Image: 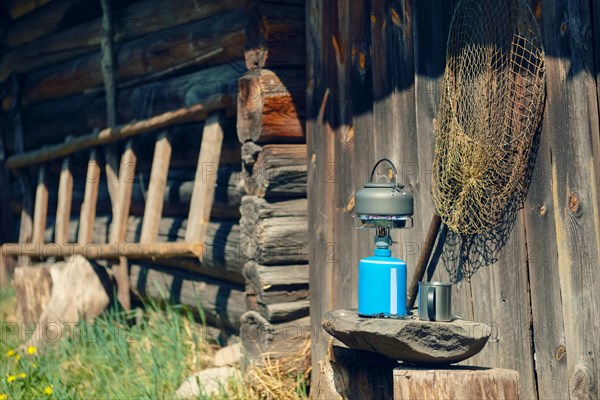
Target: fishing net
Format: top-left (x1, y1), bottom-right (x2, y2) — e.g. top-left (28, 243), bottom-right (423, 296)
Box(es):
top-left (432, 0), bottom-right (545, 235)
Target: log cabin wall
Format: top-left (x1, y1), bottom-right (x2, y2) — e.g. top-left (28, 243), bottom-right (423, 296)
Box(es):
top-left (236, 0), bottom-right (311, 361)
top-left (307, 1), bottom-right (600, 399)
top-left (0, 0), bottom-right (255, 331)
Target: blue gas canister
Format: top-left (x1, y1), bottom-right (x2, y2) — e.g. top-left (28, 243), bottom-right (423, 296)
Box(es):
top-left (354, 159), bottom-right (413, 318)
top-left (358, 248), bottom-right (407, 317)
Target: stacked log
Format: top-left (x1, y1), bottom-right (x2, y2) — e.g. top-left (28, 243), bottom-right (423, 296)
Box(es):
top-left (236, 0), bottom-right (309, 363)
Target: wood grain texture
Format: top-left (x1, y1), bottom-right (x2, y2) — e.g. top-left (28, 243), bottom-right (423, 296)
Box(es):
top-left (240, 196), bottom-right (308, 265)
top-left (393, 366), bottom-right (519, 400)
top-left (54, 157), bottom-right (73, 244)
top-left (20, 8), bottom-right (246, 106)
top-left (536, 1), bottom-right (600, 398)
top-left (31, 165), bottom-right (48, 246)
top-left (315, 340), bottom-right (398, 400)
top-left (1, 241), bottom-right (203, 260)
top-left (185, 113), bottom-right (225, 243)
top-left (244, 1), bottom-right (305, 69)
top-left (243, 261), bottom-right (309, 304)
top-left (39, 215), bottom-right (248, 284)
top-left (130, 263), bottom-right (246, 329)
top-left (3, 0), bottom-right (100, 49)
top-left (243, 144), bottom-right (307, 198)
top-left (0, 0), bottom-right (242, 81)
top-left (11, 168), bottom-right (244, 221)
top-left (108, 140), bottom-right (137, 311)
top-left (19, 64), bottom-right (239, 148)
top-left (237, 69), bottom-right (306, 143)
top-left (140, 132), bottom-right (172, 244)
top-left (307, 0), bottom-right (376, 377)
top-left (77, 149), bottom-right (100, 244)
top-left (239, 311), bottom-right (311, 364)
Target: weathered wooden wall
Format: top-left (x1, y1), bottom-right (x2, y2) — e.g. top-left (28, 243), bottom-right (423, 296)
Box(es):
top-left (0, 0), bottom-right (248, 333)
top-left (307, 0), bottom-right (600, 399)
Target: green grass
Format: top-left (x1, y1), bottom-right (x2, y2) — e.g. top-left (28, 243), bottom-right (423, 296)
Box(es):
top-left (0, 284), bottom-right (227, 399)
top-left (0, 283), bottom-right (309, 400)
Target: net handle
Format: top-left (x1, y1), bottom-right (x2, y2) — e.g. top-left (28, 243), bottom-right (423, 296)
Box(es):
top-left (369, 158), bottom-right (399, 187)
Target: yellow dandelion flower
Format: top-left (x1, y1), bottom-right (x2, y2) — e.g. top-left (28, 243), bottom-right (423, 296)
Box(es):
top-left (7, 376), bottom-right (16, 384)
top-left (17, 373), bottom-right (26, 379)
top-left (14, 355), bottom-right (21, 361)
top-left (0, 393), bottom-right (8, 400)
top-left (5, 350), bottom-right (14, 357)
top-left (44, 386), bottom-right (53, 395)
top-left (27, 346), bottom-right (37, 355)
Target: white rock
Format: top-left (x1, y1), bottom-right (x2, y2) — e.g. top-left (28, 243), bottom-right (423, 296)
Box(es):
top-left (175, 366), bottom-right (241, 399)
top-left (213, 343), bottom-right (242, 367)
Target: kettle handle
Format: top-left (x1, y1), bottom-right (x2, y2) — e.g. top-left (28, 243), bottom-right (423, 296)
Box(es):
top-left (369, 158), bottom-right (400, 188)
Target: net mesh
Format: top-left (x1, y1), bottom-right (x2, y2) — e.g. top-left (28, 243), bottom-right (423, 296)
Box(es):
top-left (433, 0), bottom-right (545, 235)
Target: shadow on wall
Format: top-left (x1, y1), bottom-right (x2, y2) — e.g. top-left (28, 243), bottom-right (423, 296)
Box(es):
top-left (440, 126), bottom-right (542, 283)
top-left (307, 0), bottom-right (596, 281)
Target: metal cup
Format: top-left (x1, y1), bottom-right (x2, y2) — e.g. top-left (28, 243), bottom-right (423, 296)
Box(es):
top-left (418, 281), bottom-right (452, 322)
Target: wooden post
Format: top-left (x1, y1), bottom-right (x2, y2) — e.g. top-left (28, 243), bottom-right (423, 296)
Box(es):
top-left (55, 156), bottom-right (73, 244)
top-left (140, 132), bottom-right (171, 243)
top-left (185, 113), bottom-right (225, 244)
top-left (100, 0), bottom-right (119, 208)
top-left (393, 366), bottom-right (519, 400)
top-left (32, 165), bottom-right (48, 247)
top-left (78, 149), bottom-right (100, 244)
top-left (108, 140), bottom-right (136, 310)
top-left (312, 339), bottom-right (397, 400)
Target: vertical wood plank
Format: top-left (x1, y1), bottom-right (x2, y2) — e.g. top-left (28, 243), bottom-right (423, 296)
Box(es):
top-left (307, 0), bottom-right (331, 374)
top-left (523, 83), bottom-right (569, 399)
top-left (54, 157), bottom-right (73, 244)
top-left (308, 0), bottom-right (376, 376)
top-left (371, 0), bottom-right (421, 276)
top-left (185, 113), bottom-right (224, 244)
top-left (109, 140), bottom-right (137, 311)
top-left (464, 213), bottom-right (538, 399)
top-left (78, 149), bottom-right (100, 244)
top-left (31, 165), bottom-right (48, 247)
top-left (538, 0), bottom-right (600, 397)
top-left (337, 0), bottom-right (371, 311)
top-left (140, 132), bottom-right (172, 243)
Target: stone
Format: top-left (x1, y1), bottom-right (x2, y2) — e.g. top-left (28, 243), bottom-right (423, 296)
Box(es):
top-left (213, 342), bottom-right (242, 367)
top-left (175, 366), bottom-right (241, 399)
top-left (23, 256), bottom-right (112, 348)
top-left (322, 309), bottom-right (491, 365)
